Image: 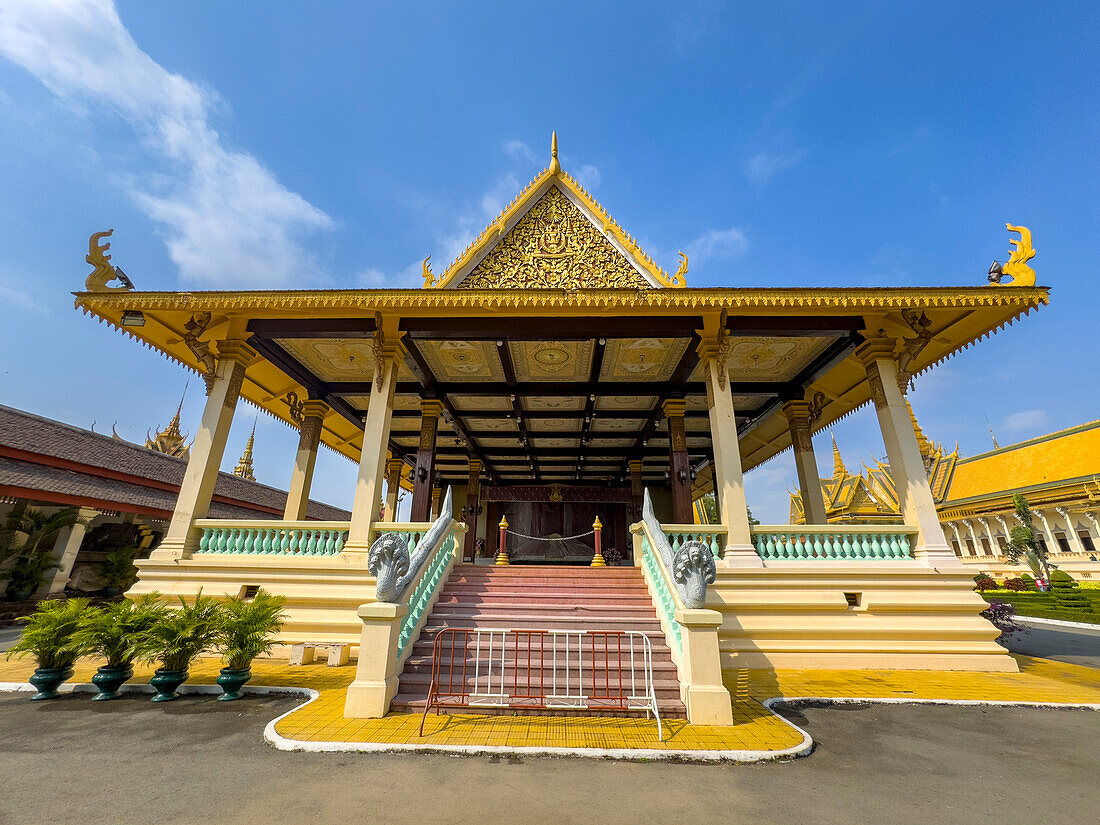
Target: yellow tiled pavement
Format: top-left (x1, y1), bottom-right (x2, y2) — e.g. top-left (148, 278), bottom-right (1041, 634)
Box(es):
top-left (3, 654), bottom-right (1098, 754)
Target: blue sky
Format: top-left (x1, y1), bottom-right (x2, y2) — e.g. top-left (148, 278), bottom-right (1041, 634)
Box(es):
top-left (0, 1), bottom-right (1096, 523)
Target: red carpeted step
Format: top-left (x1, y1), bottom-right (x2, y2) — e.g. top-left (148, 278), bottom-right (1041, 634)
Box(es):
top-left (394, 564), bottom-right (687, 720)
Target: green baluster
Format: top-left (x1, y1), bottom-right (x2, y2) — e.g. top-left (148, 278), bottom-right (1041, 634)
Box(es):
top-left (808, 533), bottom-right (821, 559)
top-left (306, 530), bottom-right (319, 554)
top-left (840, 533), bottom-right (853, 558)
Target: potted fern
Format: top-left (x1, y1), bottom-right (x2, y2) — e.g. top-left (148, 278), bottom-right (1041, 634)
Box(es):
top-left (73, 595), bottom-right (166, 700)
top-left (98, 547), bottom-right (140, 597)
top-left (214, 589), bottom-right (287, 701)
top-left (134, 593), bottom-right (223, 702)
top-left (5, 598), bottom-right (90, 699)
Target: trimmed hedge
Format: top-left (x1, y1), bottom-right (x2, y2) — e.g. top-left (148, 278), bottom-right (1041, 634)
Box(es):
top-left (981, 589), bottom-right (1100, 624)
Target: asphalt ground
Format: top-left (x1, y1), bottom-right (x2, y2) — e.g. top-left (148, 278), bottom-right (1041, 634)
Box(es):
top-left (1, 692), bottom-right (1097, 825)
top-left (1001, 619), bottom-right (1100, 668)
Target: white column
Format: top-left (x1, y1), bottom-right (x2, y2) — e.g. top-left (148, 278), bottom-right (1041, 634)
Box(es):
top-left (283, 400), bottom-right (329, 520)
top-left (153, 339), bottom-right (256, 560)
top-left (979, 517), bottom-right (999, 556)
top-left (698, 334), bottom-right (759, 566)
top-left (855, 338), bottom-right (958, 567)
top-left (38, 508), bottom-right (97, 596)
top-left (383, 457), bottom-right (404, 522)
top-left (1034, 509), bottom-right (1059, 554)
top-left (344, 331), bottom-right (404, 560)
top-left (782, 400), bottom-right (827, 524)
top-left (1085, 512), bottom-right (1100, 552)
top-left (1055, 507), bottom-right (1087, 555)
top-left (965, 520), bottom-right (981, 557)
top-left (947, 522), bottom-right (964, 557)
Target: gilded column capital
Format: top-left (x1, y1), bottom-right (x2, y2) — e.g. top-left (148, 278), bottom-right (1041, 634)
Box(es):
top-left (853, 336), bottom-right (897, 369)
top-left (299, 399), bottom-right (330, 421)
top-left (419, 399), bottom-right (445, 418)
top-left (214, 338), bottom-right (259, 367)
top-left (661, 398), bottom-right (687, 419)
top-left (467, 458), bottom-right (483, 474)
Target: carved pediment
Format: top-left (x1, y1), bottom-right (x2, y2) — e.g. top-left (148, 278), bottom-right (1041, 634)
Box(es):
top-left (456, 186), bottom-right (652, 290)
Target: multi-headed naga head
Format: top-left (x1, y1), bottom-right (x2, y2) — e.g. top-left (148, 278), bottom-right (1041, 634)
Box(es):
top-left (368, 532), bottom-right (411, 603)
top-left (672, 540), bottom-right (717, 609)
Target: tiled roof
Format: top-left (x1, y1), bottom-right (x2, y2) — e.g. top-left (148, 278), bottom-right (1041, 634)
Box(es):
top-left (0, 405), bottom-right (349, 521)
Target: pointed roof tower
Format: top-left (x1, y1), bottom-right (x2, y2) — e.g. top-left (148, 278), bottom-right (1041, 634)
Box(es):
top-left (233, 420), bottom-right (257, 482)
top-left (430, 132), bottom-right (683, 290)
top-left (831, 430), bottom-right (848, 479)
top-left (145, 383), bottom-right (191, 460)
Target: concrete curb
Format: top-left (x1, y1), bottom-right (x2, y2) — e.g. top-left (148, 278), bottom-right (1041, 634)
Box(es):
top-left (1015, 616), bottom-right (1100, 631)
top-left (4, 680), bottom-right (1097, 763)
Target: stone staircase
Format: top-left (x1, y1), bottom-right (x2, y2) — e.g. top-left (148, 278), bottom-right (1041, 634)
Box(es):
top-left (391, 564), bottom-right (686, 718)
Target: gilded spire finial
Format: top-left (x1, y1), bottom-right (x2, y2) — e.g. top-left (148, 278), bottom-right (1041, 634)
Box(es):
top-left (549, 131), bottom-right (561, 175)
top-left (986, 416), bottom-right (1000, 450)
top-left (831, 430), bottom-right (847, 479)
top-left (233, 420), bottom-right (257, 482)
top-left (145, 384), bottom-right (191, 460)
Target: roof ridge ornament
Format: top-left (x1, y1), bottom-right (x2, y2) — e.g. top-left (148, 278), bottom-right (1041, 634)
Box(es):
top-left (672, 251), bottom-right (688, 287)
top-left (549, 131), bottom-right (561, 175)
top-left (85, 230), bottom-right (134, 292)
top-left (988, 224), bottom-right (1036, 287)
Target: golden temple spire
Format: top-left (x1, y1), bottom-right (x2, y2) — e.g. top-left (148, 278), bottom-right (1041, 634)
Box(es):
top-left (145, 383), bottom-right (191, 460)
top-left (233, 420), bottom-right (257, 482)
top-left (831, 430), bottom-right (847, 479)
top-left (987, 416), bottom-right (1000, 450)
top-left (548, 131), bottom-right (561, 175)
top-left (906, 399), bottom-right (934, 461)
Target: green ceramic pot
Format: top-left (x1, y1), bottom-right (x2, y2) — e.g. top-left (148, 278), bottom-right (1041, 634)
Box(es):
top-left (91, 664), bottom-right (134, 701)
top-left (216, 667), bottom-right (252, 701)
top-left (28, 666), bottom-right (74, 700)
top-left (149, 668), bottom-right (189, 702)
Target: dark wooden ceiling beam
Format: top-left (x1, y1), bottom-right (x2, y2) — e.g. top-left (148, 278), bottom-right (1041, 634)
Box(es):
top-left (495, 338), bottom-right (539, 482)
top-left (247, 318), bottom-right (377, 339)
top-left (400, 316), bottom-right (704, 340)
top-left (402, 334), bottom-right (498, 485)
top-left (724, 315), bottom-right (865, 336)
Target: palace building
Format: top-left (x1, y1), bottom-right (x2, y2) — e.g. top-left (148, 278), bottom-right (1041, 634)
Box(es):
top-left (792, 417), bottom-right (1100, 579)
top-left (73, 136), bottom-right (1049, 724)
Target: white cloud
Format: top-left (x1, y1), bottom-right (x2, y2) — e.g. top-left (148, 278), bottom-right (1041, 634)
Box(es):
top-left (746, 149), bottom-right (807, 183)
top-left (685, 228), bottom-right (750, 263)
top-left (1003, 409), bottom-right (1049, 432)
top-left (503, 140), bottom-right (536, 165)
top-left (0, 281), bottom-right (45, 312)
top-left (356, 260), bottom-right (422, 289)
top-left (575, 164), bottom-right (601, 189)
top-left (0, 0), bottom-right (333, 287)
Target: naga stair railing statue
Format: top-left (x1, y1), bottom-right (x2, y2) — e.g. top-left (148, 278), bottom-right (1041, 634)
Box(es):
top-left (630, 488), bottom-right (733, 726)
top-left (367, 487), bottom-right (466, 664)
top-left (632, 489), bottom-right (717, 660)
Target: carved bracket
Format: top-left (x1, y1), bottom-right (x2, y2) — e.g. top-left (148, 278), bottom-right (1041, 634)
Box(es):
top-left (285, 391), bottom-right (305, 426)
top-left (182, 312), bottom-right (218, 394)
top-left (896, 309), bottom-right (933, 392)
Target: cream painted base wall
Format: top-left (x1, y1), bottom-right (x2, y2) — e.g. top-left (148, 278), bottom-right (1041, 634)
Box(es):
top-left (710, 563), bottom-right (1018, 673)
top-left (128, 556), bottom-right (377, 651)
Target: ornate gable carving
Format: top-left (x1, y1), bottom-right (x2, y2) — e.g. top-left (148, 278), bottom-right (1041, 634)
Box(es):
top-left (457, 186), bottom-right (652, 290)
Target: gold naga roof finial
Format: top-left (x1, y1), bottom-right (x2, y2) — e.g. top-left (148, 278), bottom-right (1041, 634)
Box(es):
top-left (85, 229), bottom-right (134, 292)
top-left (988, 224), bottom-right (1036, 287)
top-left (672, 251), bottom-right (689, 287)
top-left (548, 131), bottom-right (561, 175)
top-left (421, 255), bottom-right (436, 288)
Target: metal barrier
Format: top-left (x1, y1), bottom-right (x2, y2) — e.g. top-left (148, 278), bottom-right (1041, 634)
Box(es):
top-left (420, 628), bottom-right (662, 739)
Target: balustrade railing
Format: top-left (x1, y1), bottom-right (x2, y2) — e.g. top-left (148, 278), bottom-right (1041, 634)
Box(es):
top-left (751, 525), bottom-right (915, 560)
top-left (638, 529), bottom-right (682, 658)
top-left (662, 525), bottom-right (727, 560)
top-left (396, 527), bottom-right (460, 662)
top-left (194, 520), bottom-right (349, 556)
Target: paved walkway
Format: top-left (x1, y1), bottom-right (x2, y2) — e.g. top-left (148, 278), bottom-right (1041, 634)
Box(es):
top-left (1, 693), bottom-right (1097, 825)
top-left (2, 653), bottom-right (1098, 759)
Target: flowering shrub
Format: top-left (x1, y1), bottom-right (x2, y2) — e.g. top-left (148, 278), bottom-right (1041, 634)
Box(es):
top-left (980, 599), bottom-right (1025, 640)
top-left (973, 575), bottom-right (998, 592)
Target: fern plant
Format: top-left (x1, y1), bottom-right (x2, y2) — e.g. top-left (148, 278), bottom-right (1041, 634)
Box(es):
top-left (6, 598), bottom-right (91, 670)
top-left (73, 595), bottom-right (167, 668)
top-left (99, 547), bottom-right (140, 591)
top-left (215, 589), bottom-right (287, 670)
top-left (133, 593), bottom-right (224, 672)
